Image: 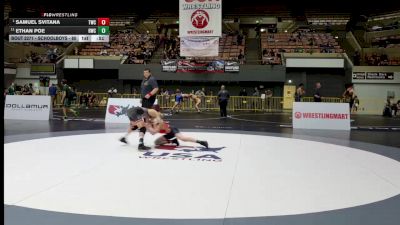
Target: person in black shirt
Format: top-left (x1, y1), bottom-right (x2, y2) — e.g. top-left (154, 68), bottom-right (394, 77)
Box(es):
top-left (138, 68), bottom-right (159, 150)
top-left (295, 83), bottom-right (305, 102)
top-left (141, 68), bottom-right (159, 109)
top-left (217, 85), bottom-right (230, 118)
top-left (313, 82), bottom-right (322, 102)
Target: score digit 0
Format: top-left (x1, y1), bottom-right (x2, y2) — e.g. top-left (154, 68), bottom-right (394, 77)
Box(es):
top-left (98, 26), bottom-right (110, 35)
top-left (97, 18), bottom-right (110, 26)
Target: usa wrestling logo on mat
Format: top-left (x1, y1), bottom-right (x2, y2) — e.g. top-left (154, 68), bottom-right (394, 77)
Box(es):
top-left (139, 145), bottom-right (226, 162)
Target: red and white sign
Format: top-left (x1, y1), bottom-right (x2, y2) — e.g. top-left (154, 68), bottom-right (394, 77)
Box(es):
top-left (293, 102), bottom-right (350, 130)
top-left (179, 0), bottom-right (222, 37)
top-left (180, 36), bottom-right (219, 56)
top-left (105, 98), bottom-right (158, 123)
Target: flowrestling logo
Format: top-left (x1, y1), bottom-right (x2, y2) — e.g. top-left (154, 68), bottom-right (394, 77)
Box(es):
top-left (108, 105), bottom-right (130, 117)
top-left (5, 103), bottom-right (49, 111)
top-left (139, 145), bottom-right (226, 162)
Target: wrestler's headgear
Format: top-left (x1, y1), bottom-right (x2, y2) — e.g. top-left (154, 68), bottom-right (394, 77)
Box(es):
top-left (127, 107), bottom-right (145, 122)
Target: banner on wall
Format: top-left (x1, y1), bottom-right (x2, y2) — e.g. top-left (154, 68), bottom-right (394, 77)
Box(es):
top-left (180, 36), bottom-right (219, 57)
top-left (161, 60), bottom-right (178, 72)
top-left (224, 61), bottom-right (240, 72)
top-left (353, 72), bottom-right (394, 80)
top-left (176, 59), bottom-right (225, 73)
top-left (366, 72), bottom-right (394, 80)
top-left (4, 95), bottom-right (52, 120)
top-left (179, 0), bottom-right (222, 37)
top-left (292, 102), bottom-right (350, 130)
top-left (352, 72), bottom-right (366, 80)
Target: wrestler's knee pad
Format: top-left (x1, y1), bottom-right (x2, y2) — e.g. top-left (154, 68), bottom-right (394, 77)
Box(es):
top-left (155, 137), bottom-right (167, 146)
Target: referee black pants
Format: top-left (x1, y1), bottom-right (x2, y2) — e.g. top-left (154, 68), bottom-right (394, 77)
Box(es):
top-left (219, 100), bottom-right (228, 117)
top-left (142, 96), bottom-right (156, 109)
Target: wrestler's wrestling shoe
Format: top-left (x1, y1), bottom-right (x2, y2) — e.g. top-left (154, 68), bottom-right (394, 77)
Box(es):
top-left (197, 140), bottom-right (209, 148)
top-left (119, 137), bottom-right (128, 144)
top-left (138, 144), bottom-right (151, 151)
top-left (171, 138), bottom-right (180, 146)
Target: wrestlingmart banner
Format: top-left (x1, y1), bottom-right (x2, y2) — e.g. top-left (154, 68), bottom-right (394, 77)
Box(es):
top-left (180, 37), bottom-right (219, 57)
top-left (179, 0), bottom-right (222, 37)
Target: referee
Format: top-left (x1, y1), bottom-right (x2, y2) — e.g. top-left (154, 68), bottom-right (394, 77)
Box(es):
top-left (141, 68), bottom-right (159, 109)
top-left (134, 68), bottom-right (158, 150)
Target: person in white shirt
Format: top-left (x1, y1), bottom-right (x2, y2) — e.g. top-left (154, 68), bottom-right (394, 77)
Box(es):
top-left (108, 87), bottom-right (117, 97)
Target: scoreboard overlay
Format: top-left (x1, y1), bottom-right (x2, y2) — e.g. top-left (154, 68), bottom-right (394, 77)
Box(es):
top-left (8, 18), bottom-right (110, 43)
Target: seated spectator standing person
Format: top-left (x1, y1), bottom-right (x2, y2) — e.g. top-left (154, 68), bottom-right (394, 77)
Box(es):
top-left (108, 87), bottom-right (118, 98)
top-left (8, 83), bottom-right (16, 95)
top-left (383, 97), bottom-right (394, 117)
top-left (70, 87), bottom-right (78, 105)
top-left (352, 96), bottom-right (360, 113)
top-left (265, 89), bottom-right (273, 109)
top-left (342, 84), bottom-right (356, 111)
top-left (22, 85), bottom-right (32, 95)
top-left (49, 83), bottom-right (58, 108)
top-left (313, 82), bottom-right (322, 102)
top-left (80, 91), bottom-right (89, 109)
top-left (60, 79), bottom-right (79, 120)
top-left (28, 83), bottom-right (34, 94)
top-left (395, 100), bottom-right (400, 117)
top-left (295, 83), bottom-right (305, 102)
top-left (238, 50), bottom-right (245, 64)
top-left (262, 48), bottom-right (268, 56)
top-left (88, 91), bottom-right (97, 108)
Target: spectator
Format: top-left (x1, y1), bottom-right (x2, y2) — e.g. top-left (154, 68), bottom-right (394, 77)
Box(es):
top-left (353, 51), bottom-right (360, 66)
top-left (60, 79), bottom-right (79, 120)
top-left (22, 85), bottom-right (32, 95)
top-left (74, 47), bottom-right (79, 55)
top-left (238, 50), bottom-right (245, 64)
top-left (195, 88), bottom-right (206, 98)
top-left (343, 84), bottom-right (356, 111)
top-left (28, 83), bottom-right (34, 94)
top-left (265, 89), bottom-right (273, 109)
top-left (262, 48), bottom-right (268, 56)
top-left (79, 91), bottom-right (89, 109)
top-left (352, 95), bottom-right (360, 113)
top-left (295, 83), bottom-right (305, 102)
top-left (196, 87), bottom-right (207, 108)
top-left (395, 100), bottom-right (400, 117)
top-left (252, 87), bottom-right (260, 97)
top-left (383, 97), bottom-right (394, 117)
top-left (108, 86), bottom-right (118, 98)
top-left (8, 83), bottom-right (16, 95)
top-left (88, 91), bottom-right (97, 108)
top-left (49, 83), bottom-right (58, 108)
